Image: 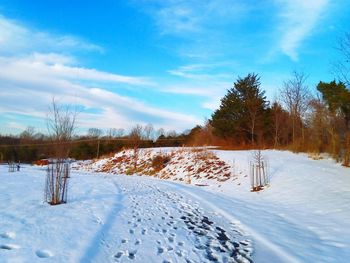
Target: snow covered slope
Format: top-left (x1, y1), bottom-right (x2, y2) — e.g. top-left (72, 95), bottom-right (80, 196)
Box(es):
top-left (74, 148), bottom-right (233, 184)
top-left (1, 149), bottom-right (350, 262)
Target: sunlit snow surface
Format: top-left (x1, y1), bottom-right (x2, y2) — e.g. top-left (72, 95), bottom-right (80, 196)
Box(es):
top-left (1, 149), bottom-right (350, 262)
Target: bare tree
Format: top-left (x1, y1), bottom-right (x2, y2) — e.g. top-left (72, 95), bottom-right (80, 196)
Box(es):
top-left (47, 98), bottom-right (77, 158)
top-left (129, 124), bottom-right (143, 170)
top-left (308, 97), bottom-right (329, 154)
top-left (87, 128), bottom-right (103, 138)
top-left (280, 71), bottom-right (310, 148)
top-left (106, 128), bottom-right (123, 139)
top-left (116, 128), bottom-right (125, 138)
top-left (167, 130), bottom-right (177, 137)
top-left (271, 100), bottom-right (291, 148)
top-left (156, 128), bottom-right (165, 139)
top-left (106, 128), bottom-right (125, 138)
top-left (20, 126), bottom-right (36, 140)
top-left (334, 33), bottom-right (350, 87)
top-left (143, 123), bottom-right (154, 140)
top-left (45, 98), bottom-right (77, 205)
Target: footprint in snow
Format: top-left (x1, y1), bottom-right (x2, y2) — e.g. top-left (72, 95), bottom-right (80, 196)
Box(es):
top-left (114, 251), bottom-right (124, 259)
top-left (0, 244), bottom-right (20, 250)
top-left (157, 246), bottom-right (165, 255)
top-left (35, 249), bottom-right (54, 258)
top-left (175, 250), bottom-right (183, 257)
top-left (0, 232), bottom-right (16, 239)
top-left (127, 249), bottom-right (137, 259)
top-left (168, 236), bottom-right (174, 243)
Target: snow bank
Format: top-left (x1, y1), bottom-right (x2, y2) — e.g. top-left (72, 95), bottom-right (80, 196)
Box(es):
top-left (74, 147), bottom-right (234, 185)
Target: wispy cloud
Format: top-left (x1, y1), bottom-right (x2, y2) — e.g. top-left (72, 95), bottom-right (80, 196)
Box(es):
top-left (135, 0), bottom-right (250, 59)
top-left (0, 15), bottom-right (103, 55)
top-left (167, 63), bottom-right (233, 80)
top-left (0, 53), bottom-right (200, 132)
top-left (163, 62), bottom-right (234, 98)
top-left (0, 14), bottom-right (201, 133)
top-left (8, 53), bottom-right (152, 85)
top-left (146, 0), bottom-right (248, 36)
top-left (276, 0), bottom-right (329, 60)
top-left (202, 98), bottom-right (222, 111)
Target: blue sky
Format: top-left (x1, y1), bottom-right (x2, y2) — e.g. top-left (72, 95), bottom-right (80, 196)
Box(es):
top-left (0, 0), bottom-right (349, 135)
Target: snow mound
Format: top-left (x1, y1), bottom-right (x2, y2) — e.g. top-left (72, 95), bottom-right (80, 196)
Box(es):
top-left (74, 148), bottom-right (234, 184)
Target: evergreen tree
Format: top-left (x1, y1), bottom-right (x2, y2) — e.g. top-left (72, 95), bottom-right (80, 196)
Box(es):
top-left (317, 80), bottom-right (350, 128)
top-left (211, 73), bottom-right (268, 145)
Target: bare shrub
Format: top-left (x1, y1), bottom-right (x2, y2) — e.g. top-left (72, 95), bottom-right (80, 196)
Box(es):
top-left (250, 150), bottom-right (269, 192)
top-left (45, 98), bottom-right (77, 205)
top-left (45, 161), bottom-right (70, 205)
top-left (129, 125), bottom-right (143, 169)
top-left (151, 154), bottom-right (171, 171)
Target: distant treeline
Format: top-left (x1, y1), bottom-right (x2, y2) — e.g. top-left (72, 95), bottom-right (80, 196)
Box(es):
top-left (1, 73), bottom-right (349, 166)
top-left (0, 132), bottom-right (191, 163)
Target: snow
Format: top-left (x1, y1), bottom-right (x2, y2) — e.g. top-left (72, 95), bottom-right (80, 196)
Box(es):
top-left (1, 149), bottom-right (350, 262)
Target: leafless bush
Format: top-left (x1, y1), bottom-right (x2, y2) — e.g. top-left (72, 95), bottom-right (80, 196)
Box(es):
top-left (45, 161), bottom-right (70, 205)
top-left (192, 148), bottom-right (216, 161)
top-left (151, 154), bottom-right (171, 171)
top-left (250, 150), bottom-right (269, 192)
top-left (45, 98), bottom-right (77, 205)
top-left (129, 125), bottom-right (143, 169)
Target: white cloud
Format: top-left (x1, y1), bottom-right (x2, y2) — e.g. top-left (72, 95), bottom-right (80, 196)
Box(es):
top-left (163, 63), bottom-right (233, 98)
top-left (0, 14), bottom-right (203, 133)
top-left (0, 53), bottom-right (200, 132)
top-left (276, 0), bottom-right (328, 60)
top-left (167, 63), bottom-right (232, 81)
top-left (145, 0), bottom-right (247, 36)
top-left (135, 0), bottom-right (250, 59)
top-left (202, 98), bottom-right (221, 111)
top-left (0, 15), bottom-right (103, 55)
top-left (0, 54), bottom-right (152, 92)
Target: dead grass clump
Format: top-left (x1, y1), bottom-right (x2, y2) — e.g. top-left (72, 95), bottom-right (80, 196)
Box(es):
top-left (151, 154), bottom-right (171, 171)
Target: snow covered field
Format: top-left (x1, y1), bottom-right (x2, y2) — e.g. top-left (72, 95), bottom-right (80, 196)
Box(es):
top-left (1, 149), bottom-right (350, 262)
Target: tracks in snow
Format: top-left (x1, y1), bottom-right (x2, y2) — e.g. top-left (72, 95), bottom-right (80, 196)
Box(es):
top-left (106, 177), bottom-right (253, 263)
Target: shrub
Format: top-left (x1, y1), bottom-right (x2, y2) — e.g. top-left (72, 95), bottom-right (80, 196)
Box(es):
top-left (151, 154), bottom-right (171, 171)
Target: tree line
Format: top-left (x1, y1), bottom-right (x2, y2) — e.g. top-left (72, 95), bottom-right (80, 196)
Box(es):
top-left (1, 72), bottom-right (349, 166)
top-left (0, 124), bottom-right (192, 162)
top-left (192, 71), bottom-right (350, 166)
